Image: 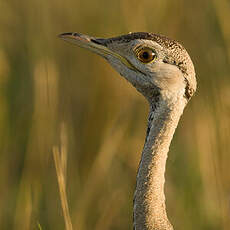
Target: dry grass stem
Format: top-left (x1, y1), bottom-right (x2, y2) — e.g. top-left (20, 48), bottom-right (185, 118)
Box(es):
top-left (53, 145), bottom-right (73, 230)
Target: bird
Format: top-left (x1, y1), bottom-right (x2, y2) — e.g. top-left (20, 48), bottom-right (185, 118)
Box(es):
top-left (59, 32), bottom-right (196, 230)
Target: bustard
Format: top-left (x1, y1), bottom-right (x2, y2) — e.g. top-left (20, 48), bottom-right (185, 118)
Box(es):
top-left (59, 32), bottom-right (196, 230)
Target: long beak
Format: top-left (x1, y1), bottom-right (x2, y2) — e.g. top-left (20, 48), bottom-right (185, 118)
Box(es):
top-left (58, 32), bottom-right (136, 71)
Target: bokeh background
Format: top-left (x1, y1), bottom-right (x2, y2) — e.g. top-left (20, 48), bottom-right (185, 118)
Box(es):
top-left (0, 0), bottom-right (230, 229)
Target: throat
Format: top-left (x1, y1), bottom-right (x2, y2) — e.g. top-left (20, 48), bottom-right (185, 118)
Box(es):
top-left (145, 90), bottom-right (161, 143)
top-left (133, 96), bottom-right (186, 230)
top-left (145, 102), bottom-right (160, 143)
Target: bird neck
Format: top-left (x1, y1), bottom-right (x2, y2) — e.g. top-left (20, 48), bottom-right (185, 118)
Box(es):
top-left (133, 94), bottom-right (187, 230)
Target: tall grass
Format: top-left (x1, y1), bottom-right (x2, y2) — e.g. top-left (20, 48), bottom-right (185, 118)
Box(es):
top-left (0, 0), bottom-right (229, 229)
top-left (53, 150), bottom-right (72, 229)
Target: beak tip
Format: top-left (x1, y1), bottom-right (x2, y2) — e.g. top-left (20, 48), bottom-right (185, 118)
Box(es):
top-left (58, 32), bottom-right (73, 39)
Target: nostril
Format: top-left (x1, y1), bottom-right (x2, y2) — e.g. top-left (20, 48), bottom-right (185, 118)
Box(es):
top-left (91, 38), bottom-right (107, 46)
top-left (91, 39), bottom-right (102, 44)
top-left (73, 32), bottom-right (80, 37)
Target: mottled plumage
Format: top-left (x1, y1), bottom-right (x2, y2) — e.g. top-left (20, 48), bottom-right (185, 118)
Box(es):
top-left (59, 32), bottom-right (196, 230)
top-left (94, 32), bottom-right (196, 100)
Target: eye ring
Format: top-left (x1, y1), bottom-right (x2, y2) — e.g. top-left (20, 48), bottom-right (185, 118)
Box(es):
top-left (135, 47), bottom-right (157, 64)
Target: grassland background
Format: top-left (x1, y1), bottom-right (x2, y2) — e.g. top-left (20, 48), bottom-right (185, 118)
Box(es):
top-left (0, 0), bottom-right (230, 229)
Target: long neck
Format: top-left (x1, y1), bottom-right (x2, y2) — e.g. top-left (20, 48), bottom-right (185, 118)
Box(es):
top-left (133, 95), bottom-right (187, 230)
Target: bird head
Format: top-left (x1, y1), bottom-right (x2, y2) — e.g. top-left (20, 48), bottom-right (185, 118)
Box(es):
top-left (59, 32), bottom-right (196, 104)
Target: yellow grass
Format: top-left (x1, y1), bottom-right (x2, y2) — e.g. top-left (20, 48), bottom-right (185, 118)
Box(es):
top-left (53, 123), bottom-right (73, 230)
top-left (0, 0), bottom-right (229, 229)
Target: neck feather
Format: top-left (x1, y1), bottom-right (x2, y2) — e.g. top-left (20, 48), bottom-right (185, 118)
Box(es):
top-left (133, 94), bottom-right (187, 230)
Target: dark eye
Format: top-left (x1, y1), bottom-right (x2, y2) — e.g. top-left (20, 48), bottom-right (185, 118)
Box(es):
top-left (135, 47), bottom-right (157, 63)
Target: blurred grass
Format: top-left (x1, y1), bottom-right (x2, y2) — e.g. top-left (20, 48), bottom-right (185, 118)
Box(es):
top-left (0, 0), bottom-right (230, 229)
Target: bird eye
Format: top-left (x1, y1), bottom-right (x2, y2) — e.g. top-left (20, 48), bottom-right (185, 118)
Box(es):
top-left (135, 47), bottom-right (157, 63)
